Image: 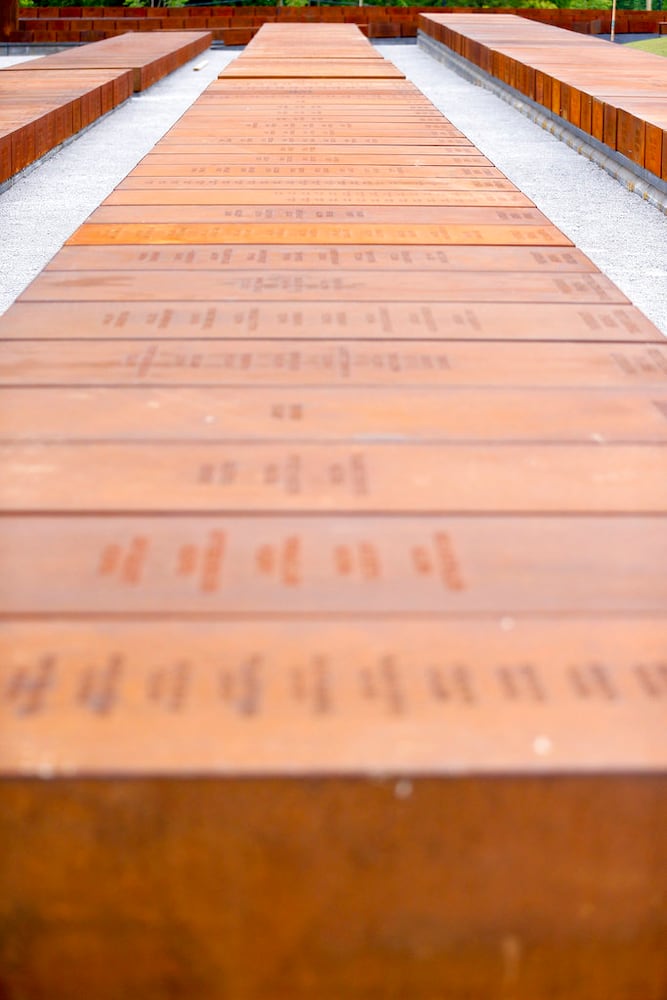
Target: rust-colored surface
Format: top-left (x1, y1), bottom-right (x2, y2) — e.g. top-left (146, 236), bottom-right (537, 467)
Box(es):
top-left (2, 339), bottom-right (666, 386)
top-left (0, 32), bottom-right (212, 184)
top-left (133, 153), bottom-right (496, 168)
top-left (21, 269), bottom-right (623, 303)
top-left (0, 69), bottom-right (133, 184)
top-left (220, 59), bottom-right (405, 79)
top-left (69, 222), bottom-right (572, 246)
top-left (2, 442), bottom-right (667, 513)
top-left (419, 13), bottom-right (667, 183)
top-left (102, 189), bottom-right (534, 207)
top-left (44, 244), bottom-right (594, 272)
top-left (0, 616), bottom-right (666, 769)
top-left (2, 386), bottom-right (667, 442)
top-left (0, 774), bottom-right (665, 999)
top-left (0, 301), bottom-right (660, 341)
top-left (87, 206), bottom-right (555, 227)
top-left (10, 31), bottom-right (212, 92)
top-left (1, 22), bottom-right (666, 1000)
top-left (1, 514), bottom-right (666, 614)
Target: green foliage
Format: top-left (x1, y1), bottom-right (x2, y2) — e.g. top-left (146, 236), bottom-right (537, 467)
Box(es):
top-left (567, 0), bottom-right (612, 8)
top-left (123, 0), bottom-right (188, 7)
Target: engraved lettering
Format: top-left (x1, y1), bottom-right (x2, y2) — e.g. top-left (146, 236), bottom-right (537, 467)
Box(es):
top-left (5, 655), bottom-right (55, 716)
top-left (78, 654), bottom-right (123, 715)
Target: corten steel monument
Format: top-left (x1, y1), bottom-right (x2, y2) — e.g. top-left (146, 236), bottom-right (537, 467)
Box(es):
top-left (0, 24), bottom-right (665, 1000)
top-left (0, 0), bottom-right (17, 40)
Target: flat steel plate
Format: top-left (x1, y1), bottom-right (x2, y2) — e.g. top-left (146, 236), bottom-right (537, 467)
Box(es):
top-left (87, 206), bottom-right (550, 225)
top-left (219, 61), bottom-right (405, 79)
top-left (1, 301), bottom-right (658, 341)
top-left (68, 223), bottom-right (571, 246)
top-left (3, 339), bottom-right (666, 387)
top-left (1, 515), bottom-right (665, 615)
top-left (2, 442), bottom-right (665, 513)
top-left (102, 190), bottom-right (534, 208)
top-left (44, 245), bottom-right (595, 273)
top-left (1, 387), bottom-right (666, 443)
top-left (1, 617), bottom-right (666, 775)
top-left (21, 270), bottom-right (623, 304)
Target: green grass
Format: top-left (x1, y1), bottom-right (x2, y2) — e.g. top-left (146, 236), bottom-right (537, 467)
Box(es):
top-left (626, 36), bottom-right (667, 56)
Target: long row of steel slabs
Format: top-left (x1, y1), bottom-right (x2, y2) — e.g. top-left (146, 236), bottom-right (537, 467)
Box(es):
top-left (1, 23), bottom-right (666, 1000)
top-left (0, 31), bottom-right (212, 185)
top-left (419, 13), bottom-right (667, 184)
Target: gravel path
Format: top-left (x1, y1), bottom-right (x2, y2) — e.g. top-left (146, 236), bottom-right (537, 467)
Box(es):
top-left (1, 40), bottom-right (665, 335)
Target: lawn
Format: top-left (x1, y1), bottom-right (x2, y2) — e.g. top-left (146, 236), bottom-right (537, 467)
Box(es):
top-left (626, 36), bottom-right (667, 56)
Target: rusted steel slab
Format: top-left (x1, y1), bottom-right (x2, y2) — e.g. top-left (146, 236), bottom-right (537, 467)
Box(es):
top-left (1, 301), bottom-right (657, 342)
top-left (1, 617), bottom-right (667, 773)
top-left (85, 207), bottom-right (551, 225)
top-left (2, 387), bottom-right (666, 443)
top-left (9, 30), bottom-right (213, 92)
top-left (0, 771), bottom-right (664, 1000)
top-left (102, 189), bottom-right (533, 208)
top-left (2, 20), bottom-right (667, 1000)
top-left (44, 244), bottom-right (594, 272)
top-left (21, 270), bottom-right (625, 305)
top-left (146, 145), bottom-right (479, 156)
top-left (1, 514), bottom-right (666, 615)
top-left (138, 151), bottom-right (492, 166)
top-left (115, 176), bottom-right (518, 189)
top-left (1, 19), bottom-right (666, 1000)
top-left (2, 442), bottom-right (666, 514)
top-left (0, 69), bottom-right (134, 184)
top-left (419, 13), bottom-right (667, 182)
top-left (68, 222), bottom-right (571, 247)
top-left (3, 340), bottom-right (666, 388)
top-left (155, 138), bottom-right (477, 148)
top-left (166, 126), bottom-right (466, 138)
top-left (130, 162), bottom-right (498, 176)
top-left (220, 60), bottom-right (405, 80)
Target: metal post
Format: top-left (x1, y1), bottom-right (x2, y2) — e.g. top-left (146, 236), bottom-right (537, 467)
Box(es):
top-left (610, 0), bottom-right (617, 41)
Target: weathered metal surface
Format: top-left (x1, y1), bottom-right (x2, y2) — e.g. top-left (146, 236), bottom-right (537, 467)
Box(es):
top-left (420, 12), bottom-right (667, 182)
top-left (21, 270), bottom-right (623, 304)
top-left (2, 442), bottom-right (666, 513)
top-left (138, 152), bottom-right (493, 166)
top-left (0, 69), bottom-right (134, 183)
top-left (118, 174), bottom-right (514, 188)
top-left (68, 222), bottom-right (571, 246)
top-left (1, 617), bottom-right (667, 773)
top-left (219, 60), bottom-right (405, 79)
top-left (3, 340), bottom-right (666, 386)
top-left (101, 189), bottom-right (534, 207)
top-left (44, 244), bottom-right (594, 272)
top-left (87, 205), bottom-right (551, 225)
top-left (132, 155), bottom-right (496, 170)
top-left (1, 514), bottom-right (666, 614)
top-left (1, 301), bottom-right (659, 342)
top-left (8, 31), bottom-right (212, 92)
top-left (2, 387), bottom-right (666, 442)
top-left (1, 21), bottom-right (667, 1000)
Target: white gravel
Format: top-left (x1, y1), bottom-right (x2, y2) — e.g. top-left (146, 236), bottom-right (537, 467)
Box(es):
top-left (1, 39), bottom-right (665, 336)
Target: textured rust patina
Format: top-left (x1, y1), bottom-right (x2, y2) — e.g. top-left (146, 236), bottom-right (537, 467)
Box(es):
top-left (0, 23), bottom-right (666, 1000)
